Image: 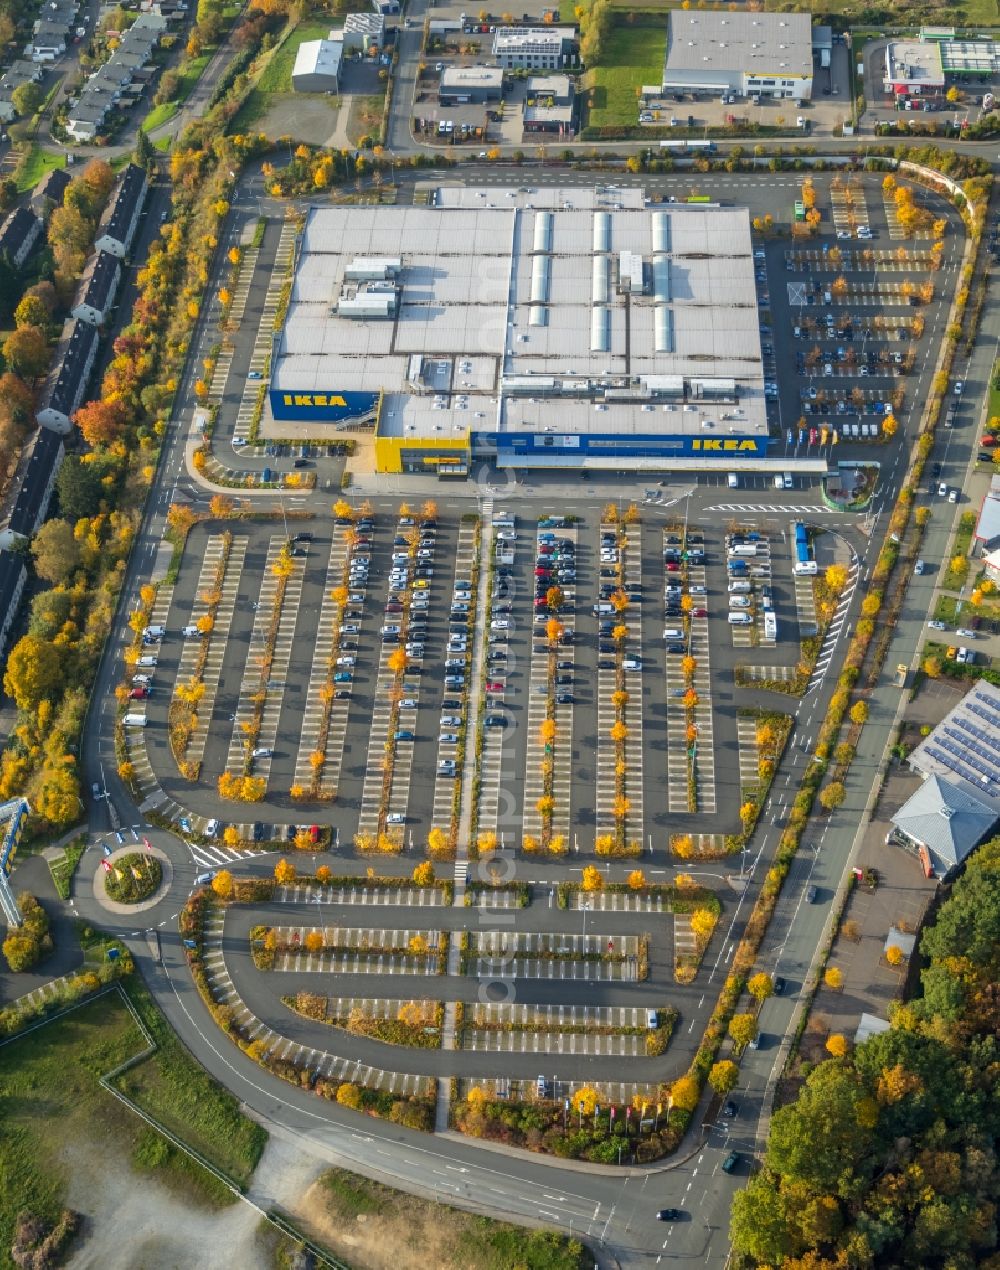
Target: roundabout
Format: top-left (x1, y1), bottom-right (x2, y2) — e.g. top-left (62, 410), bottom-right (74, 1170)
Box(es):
top-left (92, 845), bottom-right (172, 916)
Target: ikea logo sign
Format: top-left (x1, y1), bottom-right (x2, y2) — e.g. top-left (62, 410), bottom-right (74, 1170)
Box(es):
top-left (271, 388), bottom-right (377, 422)
top-left (281, 394), bottom-right (348, 408)
top-left (691, 439), bottom-right (760, 452)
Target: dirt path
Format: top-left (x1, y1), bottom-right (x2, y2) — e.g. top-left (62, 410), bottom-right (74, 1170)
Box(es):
top-left (64, 1131), bottom-right (322, 1269)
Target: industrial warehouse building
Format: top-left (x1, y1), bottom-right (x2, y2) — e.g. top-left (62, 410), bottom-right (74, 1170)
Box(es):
top-left (292, 36), bottom-right (342, 93)
top-left (662, 11), bottom-right (816, 101)
top-left (269, 187), bottom-right (776, 476)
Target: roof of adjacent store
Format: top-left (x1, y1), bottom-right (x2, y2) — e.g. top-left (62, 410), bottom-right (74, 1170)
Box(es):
top-left (664, 11), bottom-right (813, 77)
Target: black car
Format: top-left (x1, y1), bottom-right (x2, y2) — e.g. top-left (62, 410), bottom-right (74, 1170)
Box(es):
top-left (657, 1209), bottom-right (682, 1222)
top-left (721, 1152), bottom-right (740, 1174)
top-left (932, 462), bottom-right (942, 478)
top-left (557, 660), bottom-right (574, 669)
top-left (253, 822), bottom-right (265, 841)
top-left (293, 458), bottom-right (311, 468)
top-left (723, 1100), bottom-right (738, 1118)
top-left (557, 673), bottom-right (572, 684)
top-left (598, 659), bottom-right (615, 670)
top-left (292, 532), bottom-right (313, 543)
top-left (773, 975), bottom-right (786, 995)
top-left (556, 692), bottom-right (573, 704)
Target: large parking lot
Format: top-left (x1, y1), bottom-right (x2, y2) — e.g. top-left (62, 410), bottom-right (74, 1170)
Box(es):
top-left (123, 494), bottom-right (862, 863)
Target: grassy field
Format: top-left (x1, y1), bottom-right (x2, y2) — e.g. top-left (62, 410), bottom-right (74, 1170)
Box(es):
top-left (306, 1169), bottom-right (594, 1270)
top-left (13, 145), bottom-right (65, 193)
top-left (0, 980), bottom-right (266, 1260)
top-left (257, 20), bottom-right (331, 95)
top-left (141, 102), bottom-right (178, 132)
top-left (233, 21), bottom-right (333, 130)
top-left (585, 24), bottom-right (667, 130)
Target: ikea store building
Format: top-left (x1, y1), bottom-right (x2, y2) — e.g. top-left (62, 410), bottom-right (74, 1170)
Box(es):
top-left (269, 186), bottom-right (778, 476)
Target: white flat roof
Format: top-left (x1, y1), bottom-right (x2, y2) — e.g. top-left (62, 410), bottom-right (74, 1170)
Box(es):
top-left (293, 37), bottom-right (342, 80)
top-left (273, 191), bottom-right (767, 439)
top-left (665, 11), bottom-right (812, 78)
top-left (884, 39), bottom-right (944, 86)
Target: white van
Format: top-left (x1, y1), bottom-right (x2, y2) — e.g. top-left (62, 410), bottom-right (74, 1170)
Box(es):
top-left (493, 512), bottom-right (515, 528)
top-left (123, 713), bottom-right (147, 726)
top-left (794, 560), bottom-right (818, 576)
top-left (729, 543), bottom-right (757, 557)
top-left (727, 472), bottom-right (739, 489)
top-left (728, 579), bottom-right (751, 594)
top-left (137, 655), bottom-right (157, 667)
top-left (728, 611), bottom-right (753, 625)
top-left (663, 627), bottom-right (684, 640)
top-left (773, 473), bottom-right (785, 489)
top-left (143, 625), bottom-right (165, 639)
top-left (594, 603), bottom-right (614, 616)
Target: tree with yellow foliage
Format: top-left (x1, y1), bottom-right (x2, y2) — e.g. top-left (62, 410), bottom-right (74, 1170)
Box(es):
top-left (627, 869), bottom-right (646, 890)
top-left (825, 1032), bottom-right (849, 1058)
top-left (274, 858), bottom-right (296, 885)
top-left (427, 826), bottom-right (449, 855)
top-left (408, 933), bottom-right (429, 955)
top-left (581, 865), bottom-right (604, 892)
top-left (824, 966), bottom-right (844, 990)
top-left (304, 930), bottom-right (324, 953)
top-left (412, 861), bottom-right (434, 886)
top-left (211, 870), bottom-right (234, 900)
top-left (691, 908), bottom-right (716, 941)
top-left (571, 1086), bottom-right (599, 1115)
top-left (670, 1075), bottom-right (700, 1112)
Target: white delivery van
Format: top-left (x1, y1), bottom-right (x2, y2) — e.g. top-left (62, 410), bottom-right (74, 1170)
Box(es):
top-left (728, 543), bottom-right (758, 557)
top-left (728, 579), bottom-right (751, 594)
top-left (728, 611), bottom-right (753, 625)
top-left (663, 627), bottom-right (684, 640)
top-left (123, 713), bottom-right (147, 727)
top-left (727, 472), bottom-right (739, 488)
top-left (793, 560), bottom-right (818, 576)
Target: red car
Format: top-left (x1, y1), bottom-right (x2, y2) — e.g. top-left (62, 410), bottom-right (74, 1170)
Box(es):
top-left (666, 562), bottom-right (680, 572)
top-left (535, 567), bottom-right (551, 577)
top-left (130, 686), bottom-right (149, 700)
top-left (486, 680), bottom-right (504, 693)
top-left (693, 607), bottom-right (708, 618)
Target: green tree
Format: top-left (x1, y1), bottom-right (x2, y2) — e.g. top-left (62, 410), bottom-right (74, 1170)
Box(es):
top-left (56, 454), bottom-right (113, 519)
top-left (730, 1175), bottom-right (795, 1265)
top-left (31, 519), bottom-right (81, 584)
top-left (2, 326), bottom-right (48, 379)
top-left (11, 80), bottom-right (43, 117)
top-left (765, 1062), bottom-right (873, 1195)
top-left (13, 294), bottom-right (49, 330)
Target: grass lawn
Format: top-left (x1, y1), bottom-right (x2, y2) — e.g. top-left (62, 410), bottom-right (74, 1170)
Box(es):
top-left (257, 20), bottom-right (331, 95)
top-left (141, 101), bottom-right (178, 133)
top-left (989, 360), bottom-right (1000, 424)
top-left (13, 145), bottom-right (65, 193)
top-left (178, 52), bottom-right (210, 98)
top-left (0, 979), bottom-right (266, 1259)
top-left (47, 835), bottom-right (86, 901)
top-left (347, 93), bottom-right (386, 145)
top-left (311, 1169), bottom-right (594, 1270)
top-left (142, 52), bottom-right (209, 132)
top-left (585, 24), bottom-right (667, 130)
